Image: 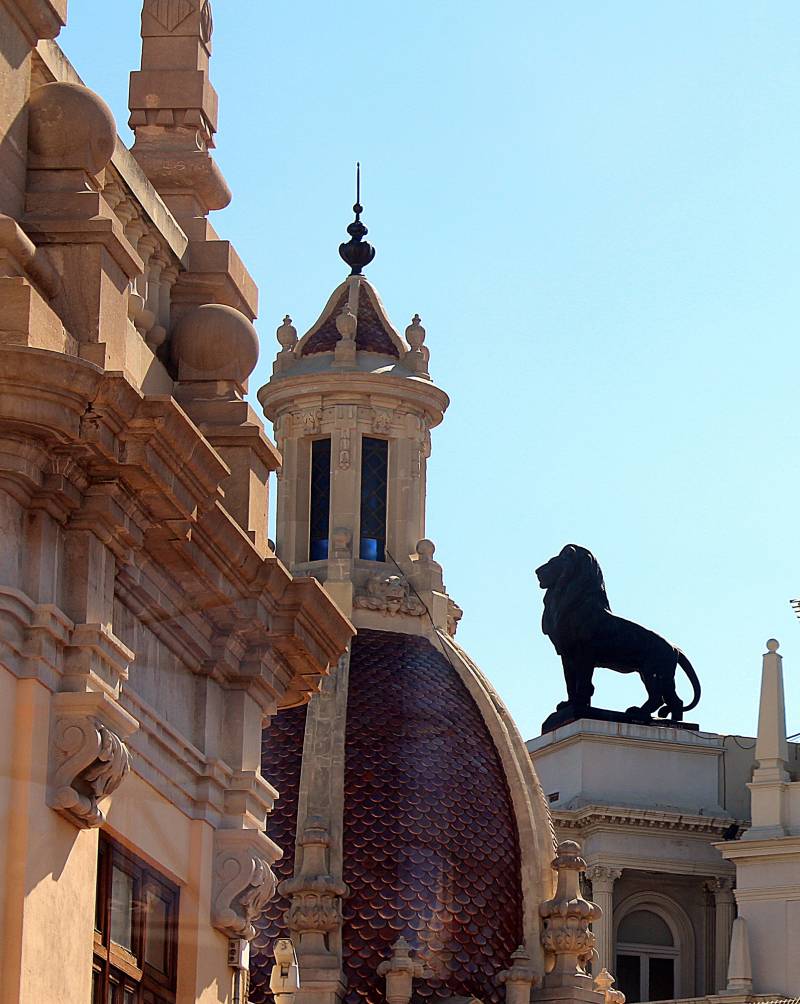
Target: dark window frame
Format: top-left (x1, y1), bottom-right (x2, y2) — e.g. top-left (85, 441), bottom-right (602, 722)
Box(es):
top-left (94, 834), bottom-right (179, 1004)
top-left (359, 436), bottom-right (389, 562)
top-left (309, 437), bottom-right (332, 561)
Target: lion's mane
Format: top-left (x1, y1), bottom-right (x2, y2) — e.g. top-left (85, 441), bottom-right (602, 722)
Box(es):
top-left (541, 545), bottom-right (611, 655)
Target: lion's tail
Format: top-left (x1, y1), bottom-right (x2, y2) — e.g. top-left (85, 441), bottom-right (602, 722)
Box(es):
top-left (677, 650), bottom-right (701, 712)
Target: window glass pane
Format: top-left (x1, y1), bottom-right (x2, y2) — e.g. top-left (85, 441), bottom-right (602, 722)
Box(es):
top-left (123, 989), bottom-right (137, 1004)
top-left (110, 866), bottom-right (134, 952)
top-left (649, 957), bottom-right (675, 1001)
top-left (359, 437), bottom-right (387, 561)
top-left (144, 888), bottom-right (169, 973)
top-left (616, 954), bottom-right (641, 1004)
top-left (309, 438), bottom-right (331, 560)
top-left (618, 909), bottom-right (673, 946)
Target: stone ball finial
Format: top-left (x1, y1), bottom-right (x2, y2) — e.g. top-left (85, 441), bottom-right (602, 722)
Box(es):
top-left (416, 539), bottom-right (436, 561)
top-left (766, 638), bottom-right (780, 652)
top-left (28, 82), bottom-right (116, 176)
top-left (277, 314), bottom-right (297, 351)
top-left (172, 303), bottom-right (259, 384)
top-left (406, 314), bottom-right (425, 350)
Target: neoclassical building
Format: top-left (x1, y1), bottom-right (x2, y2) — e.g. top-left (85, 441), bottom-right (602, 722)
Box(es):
top-left (0, 2), bottom-right (353, 1002)
top-left (0, 4), bottom-right (798, 1004)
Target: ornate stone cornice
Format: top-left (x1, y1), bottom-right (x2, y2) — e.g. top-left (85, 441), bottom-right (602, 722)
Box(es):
top-left (554, 803), bottom-right (738, 837)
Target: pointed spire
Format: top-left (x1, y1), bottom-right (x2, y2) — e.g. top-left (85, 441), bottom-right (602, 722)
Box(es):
top-left (339, 163), bottom-right (376, 275)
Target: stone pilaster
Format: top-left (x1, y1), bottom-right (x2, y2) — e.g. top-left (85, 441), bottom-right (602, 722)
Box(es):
top-left (284, 652), bottom-right (351, 1004)
top-left (711, 877), bottom-right (736, 993)
top-left (585, 865), bottom-right (621, 976)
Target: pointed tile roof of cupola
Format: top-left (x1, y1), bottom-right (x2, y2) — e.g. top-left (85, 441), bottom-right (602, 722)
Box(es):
top-left (296, 275), bottom-right (406, 358)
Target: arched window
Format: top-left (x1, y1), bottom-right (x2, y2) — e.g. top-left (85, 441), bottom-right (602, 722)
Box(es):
top-left (309, 438), bottom-right (331, 560)
top-left (615, 902), bottom-right (686, 1003)
top-left (359, 437), bottom-right (388, 561)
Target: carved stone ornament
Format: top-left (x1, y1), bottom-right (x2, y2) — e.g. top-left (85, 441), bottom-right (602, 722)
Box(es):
top-left (296, 408), bottom-right (322, 435)
top-left (539, 840), bottom-right (601, 988)
top-left (51, 716), bottom-right (131, 828)
top-left (213, 839), bottom-right (278, 941)
top-left (372, 407), bottom-right (394, 434)
top-left (145, 0), bottom-right (193, 32)
top-left (354, 574), bottom-right (426, 617)
top-left (282, 879), bottom-right (347, 934)
top-left (200, 0), bottom-right (213, 43)
top-left (338, 429), bottom-right (352, 470)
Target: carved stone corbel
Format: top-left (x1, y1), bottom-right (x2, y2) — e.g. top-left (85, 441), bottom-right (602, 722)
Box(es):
top-left (49, 691), bottom-right (137, 828)
top-left (212, 830), bottom-right (279, 940)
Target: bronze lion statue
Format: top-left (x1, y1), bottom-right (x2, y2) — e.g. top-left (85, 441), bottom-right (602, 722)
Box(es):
top-left (535, 544), bottom-right (700, 721)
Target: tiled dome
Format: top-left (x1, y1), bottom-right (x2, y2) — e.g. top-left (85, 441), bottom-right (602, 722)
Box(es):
top-left (249, 704), bottom-right (308, 1004)
top-left (250, 630), bottom-right (524, 1004)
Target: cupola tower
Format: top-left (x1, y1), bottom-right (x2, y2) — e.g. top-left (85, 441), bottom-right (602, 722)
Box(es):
top-left (251, 186), bottom-right (555, 1004)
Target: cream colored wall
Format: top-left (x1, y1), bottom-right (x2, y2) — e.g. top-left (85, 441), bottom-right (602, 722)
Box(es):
top-left (732, 851), bottom-right (800, 996)
top-left (104, 771), bottom-right (231, 1004)
top-left (0, 674), bottom-right (98, 1004)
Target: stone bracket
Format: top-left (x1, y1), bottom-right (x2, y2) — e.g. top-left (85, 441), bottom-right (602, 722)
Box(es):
top-left (48, 690), bottom-right (138, 828)
top-left (212, 828), bottom-right (280, 941)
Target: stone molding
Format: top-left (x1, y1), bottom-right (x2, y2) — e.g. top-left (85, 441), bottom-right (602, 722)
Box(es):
top-left (212, 829), bottom-right (280, 941)
top-left (48, 691), bottom-right (138, 828)
top-left (555, 804), bottom-right (738, 837)
top-left (4, 0), bottom-right (66, 45)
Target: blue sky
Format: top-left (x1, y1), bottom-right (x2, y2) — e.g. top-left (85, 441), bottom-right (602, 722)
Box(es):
top-left (61, 1), bottom-right (800, 742)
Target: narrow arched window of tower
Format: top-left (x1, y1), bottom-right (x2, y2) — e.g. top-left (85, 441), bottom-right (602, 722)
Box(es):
top-left (309, 438), bottom-right (331, 561)
top-left (359, 437), bottom-right (388, 561)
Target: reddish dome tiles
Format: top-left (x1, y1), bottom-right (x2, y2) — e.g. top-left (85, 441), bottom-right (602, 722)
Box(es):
top-left (342, 630), bottom-right (522, 1004)
top-left (249, 703), bottom-right (308, 1004)
top-left (300, 281), bottom-right (401, 357)
top-left (249, 630), bottom-right (523, 1004)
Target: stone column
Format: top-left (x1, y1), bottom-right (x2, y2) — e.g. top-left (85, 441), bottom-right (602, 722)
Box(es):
top-left (711, 877), bottom-right (736, 992)
top-left (586, 865), bottom-right (621, 976)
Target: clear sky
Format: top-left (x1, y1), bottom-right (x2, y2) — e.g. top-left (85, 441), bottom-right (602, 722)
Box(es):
top-left (60, 1), bottom-right (800, 743)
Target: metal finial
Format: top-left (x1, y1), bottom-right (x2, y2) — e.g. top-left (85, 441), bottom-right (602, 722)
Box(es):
top-left (339, 162), bottom-right (376, 275)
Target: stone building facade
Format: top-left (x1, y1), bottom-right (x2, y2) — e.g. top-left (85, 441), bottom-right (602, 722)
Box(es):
top-left (1, 5), bottom-right (798, 1004)
top-left (529, 645), bottom-right (800, 1003)
top-left (0, 2), bottom-right (353, 1002)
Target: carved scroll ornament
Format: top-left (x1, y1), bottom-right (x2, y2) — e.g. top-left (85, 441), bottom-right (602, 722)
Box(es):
top-left (51, 716), bottom-right (131, 828)
top-left (213, 841), bottom-right (278, 940)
